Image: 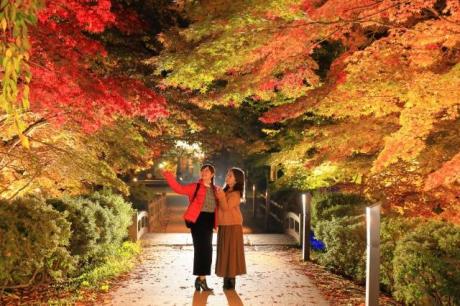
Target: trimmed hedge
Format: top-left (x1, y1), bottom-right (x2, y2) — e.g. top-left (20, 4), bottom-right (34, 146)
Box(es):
top-left (48, 190), bottom-right (134, 269)
top-left (393, 221), bottom-right (460, 306)
top-left (86, 189), bottom-right (134, 245)
top-left (311, 191), bottom-right (367, 226)
top-left (311, 192), bottom-right (460, 305)
top-left (0, 197), bottom-right (75, 286)
top-left (0, 189), bottom-right (136, 287)
top-left (48, 197), bottom-right (103, 264)
top-left (315, 215), bottom-right (366, 282)
top-left (380, 216), bottom-right (422, 293)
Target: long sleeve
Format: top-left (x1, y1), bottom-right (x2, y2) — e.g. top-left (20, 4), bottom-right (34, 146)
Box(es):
top-left (218, 191), bottom-right (241, 211)
top-left (162, 171), bottom-right (194, 196)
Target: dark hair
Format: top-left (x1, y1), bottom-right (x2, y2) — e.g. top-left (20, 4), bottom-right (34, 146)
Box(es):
top-left (200, 164), bottom-right (215, 185)
top-left (224, 168), bottom-right (245, 196)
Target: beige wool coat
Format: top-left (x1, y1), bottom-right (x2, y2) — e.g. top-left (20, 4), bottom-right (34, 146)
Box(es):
top-left (216, 190), bottom-right (243, 226)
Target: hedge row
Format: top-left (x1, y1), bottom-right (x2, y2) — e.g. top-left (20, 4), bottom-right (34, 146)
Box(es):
top-left (0, 190), bottom-right (134, 287)
top-left (311, 192), bottom-right (460, 306)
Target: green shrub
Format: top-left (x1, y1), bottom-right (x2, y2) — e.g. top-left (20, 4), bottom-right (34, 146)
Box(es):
top-left (48, 197), bottom-right (101, 265)
top-left (48, 190), bottom-right (134, 269)
top-left (392, 221), bottom-right (460, 306)
top-left (75, 241), bottom-right (141, 286)
top-left (86, 189), bottom-right (134, 245)
top-left (380, 216), bottom-right (424, 293)
top-left (93, 201), bottom-right (115, 247)
top-left (314, 215), bottom-right (366, 282)
top-left (311, 191), bottom-right (367, 226)
top-left (0, 196), bottom-right (75, 286)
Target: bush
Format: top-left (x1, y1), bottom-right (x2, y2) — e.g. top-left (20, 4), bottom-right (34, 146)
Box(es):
top-left (86, 189), bottom-right (134, 245)
top-left (392, 221), bottom-right (460, 306)
top-left (48, 190), bottom-right (134, 269)
top-left (314, 215), bottom-right (366, 282)
top-left (311, 191), bottom-right (367, 226)
top-left (48, 197), bottom-right (102, 265)
top-left (0, 196), bottom-right (75, 286)
top-left (380, 216), bottom-right (424, 293)
top-left (75, 241), bottom-right (141, 286)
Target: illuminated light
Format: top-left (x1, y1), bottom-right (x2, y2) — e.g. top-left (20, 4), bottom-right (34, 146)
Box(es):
top-left (133, 177), bottom-right (138, 182)
top-left (301, 193), bottom-right (307, 260)
top-left (175, 141), bottom-right (204, 159)
top-left (365, 203), bottom-right (381, 306)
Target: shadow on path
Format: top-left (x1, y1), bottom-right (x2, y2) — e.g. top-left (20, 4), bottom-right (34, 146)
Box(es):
top-left (104, 185), bottom-right (329, 305)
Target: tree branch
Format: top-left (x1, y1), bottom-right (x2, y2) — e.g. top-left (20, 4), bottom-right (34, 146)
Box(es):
top-left (1, 118), bottom-right (48, 148)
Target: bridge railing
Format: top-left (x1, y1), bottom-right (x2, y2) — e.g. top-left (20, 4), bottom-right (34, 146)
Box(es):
top-left (284, 211), bottom-right (301, 243)
top-left (251, 184), bottom-right (382, 305)
top-left (129, 210), bottom-right (149, 242)
top-left (251, 187), bottom-right (312, 246)
top-left (128, 192), bottom-right (167, 241)
top-left (148, 192), bottom-right (167, 231)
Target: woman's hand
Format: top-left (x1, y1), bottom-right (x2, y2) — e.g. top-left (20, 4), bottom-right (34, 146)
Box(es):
top-left (161, 161), bottom-right (177, 173)
top-left (160, 169), bottom-right (172, 178)
top-left (215, 186), bottom-right (225, 198)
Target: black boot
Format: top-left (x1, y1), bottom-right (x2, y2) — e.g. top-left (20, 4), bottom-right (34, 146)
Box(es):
top-left (223, 277), bottom-right (231, 289)
top-left (227, 277), bottom-right (235, 290)
top-left (195, 277), bottom-right (213, 291)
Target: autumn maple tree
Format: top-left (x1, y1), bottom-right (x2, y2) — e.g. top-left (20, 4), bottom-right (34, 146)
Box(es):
top-left (1, 0), bottom-right (459, 222)
top-left (1, 0), bottom-right (173, 197)
top-left (1, 0), bottom-right (168, 136)
top-left (154, 0), bottom-right (460, 222)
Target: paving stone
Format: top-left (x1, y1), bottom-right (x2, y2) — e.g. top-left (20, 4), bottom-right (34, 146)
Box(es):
top-left (105, 187), bottom-right (328, 305)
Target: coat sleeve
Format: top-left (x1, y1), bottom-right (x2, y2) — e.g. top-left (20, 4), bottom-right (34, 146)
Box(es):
top-left (218, 191), bottom-right (241, 211)
top-left (162, 171), bottom-right (195, 196)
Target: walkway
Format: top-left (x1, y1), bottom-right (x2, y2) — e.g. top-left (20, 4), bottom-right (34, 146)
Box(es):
top-left (106, 188), bottom-right (329, 305)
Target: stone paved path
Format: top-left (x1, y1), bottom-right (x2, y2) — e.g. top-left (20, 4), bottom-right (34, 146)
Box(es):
top-left (107, 244), bottom-right (329, 306)
top-left (106, 188), bottom-right (329, 305)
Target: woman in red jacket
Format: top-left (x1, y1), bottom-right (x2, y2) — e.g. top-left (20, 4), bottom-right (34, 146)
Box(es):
top-left (163, 164), bottom-right (219, 291)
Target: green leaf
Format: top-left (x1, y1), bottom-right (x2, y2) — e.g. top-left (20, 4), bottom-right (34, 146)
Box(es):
top-left (0, 0), bottom-right (8, 10)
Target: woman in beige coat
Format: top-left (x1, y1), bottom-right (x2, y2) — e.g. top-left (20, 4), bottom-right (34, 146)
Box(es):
top-left (215, 167), bottom-right (247, 290)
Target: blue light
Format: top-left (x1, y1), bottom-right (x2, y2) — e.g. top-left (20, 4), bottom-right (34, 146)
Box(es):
top-left (310, 230), bottom-right (325, 251)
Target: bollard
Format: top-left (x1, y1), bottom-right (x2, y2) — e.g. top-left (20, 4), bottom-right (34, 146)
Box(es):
top-left (366, 203), bottom-right (381, 306)
top-left (302, 193), bottom-right (312, 261)
top-left (264, 189), bottom-right (270, 231)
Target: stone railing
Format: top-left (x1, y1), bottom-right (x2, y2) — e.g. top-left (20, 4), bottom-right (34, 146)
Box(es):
top-left (128, 210), bottom-right (149, 242)
top-left (148, 192), bottom-right (167, 231)
top-left (128, 192), bottom-right (167, 241)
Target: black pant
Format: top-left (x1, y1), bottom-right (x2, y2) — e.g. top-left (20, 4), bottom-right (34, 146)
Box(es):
top-left (190, 212), bottom-right (214, 275)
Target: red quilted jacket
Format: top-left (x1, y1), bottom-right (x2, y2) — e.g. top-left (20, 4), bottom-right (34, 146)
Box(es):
top-left (163, 171), bottom-right (218, 228)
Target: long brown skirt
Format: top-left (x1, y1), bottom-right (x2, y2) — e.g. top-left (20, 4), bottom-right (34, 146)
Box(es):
top-left (215, 225), bottom-right (247, 277)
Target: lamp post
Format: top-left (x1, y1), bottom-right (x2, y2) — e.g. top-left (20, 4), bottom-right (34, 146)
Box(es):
top-left (366, 203), bottom-right (381, 306)
top-left (301, 193), bottom-right (311, 261)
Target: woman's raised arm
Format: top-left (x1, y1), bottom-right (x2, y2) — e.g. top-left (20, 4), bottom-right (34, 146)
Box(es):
top-left (162, 171), bottom-right (195, 195)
